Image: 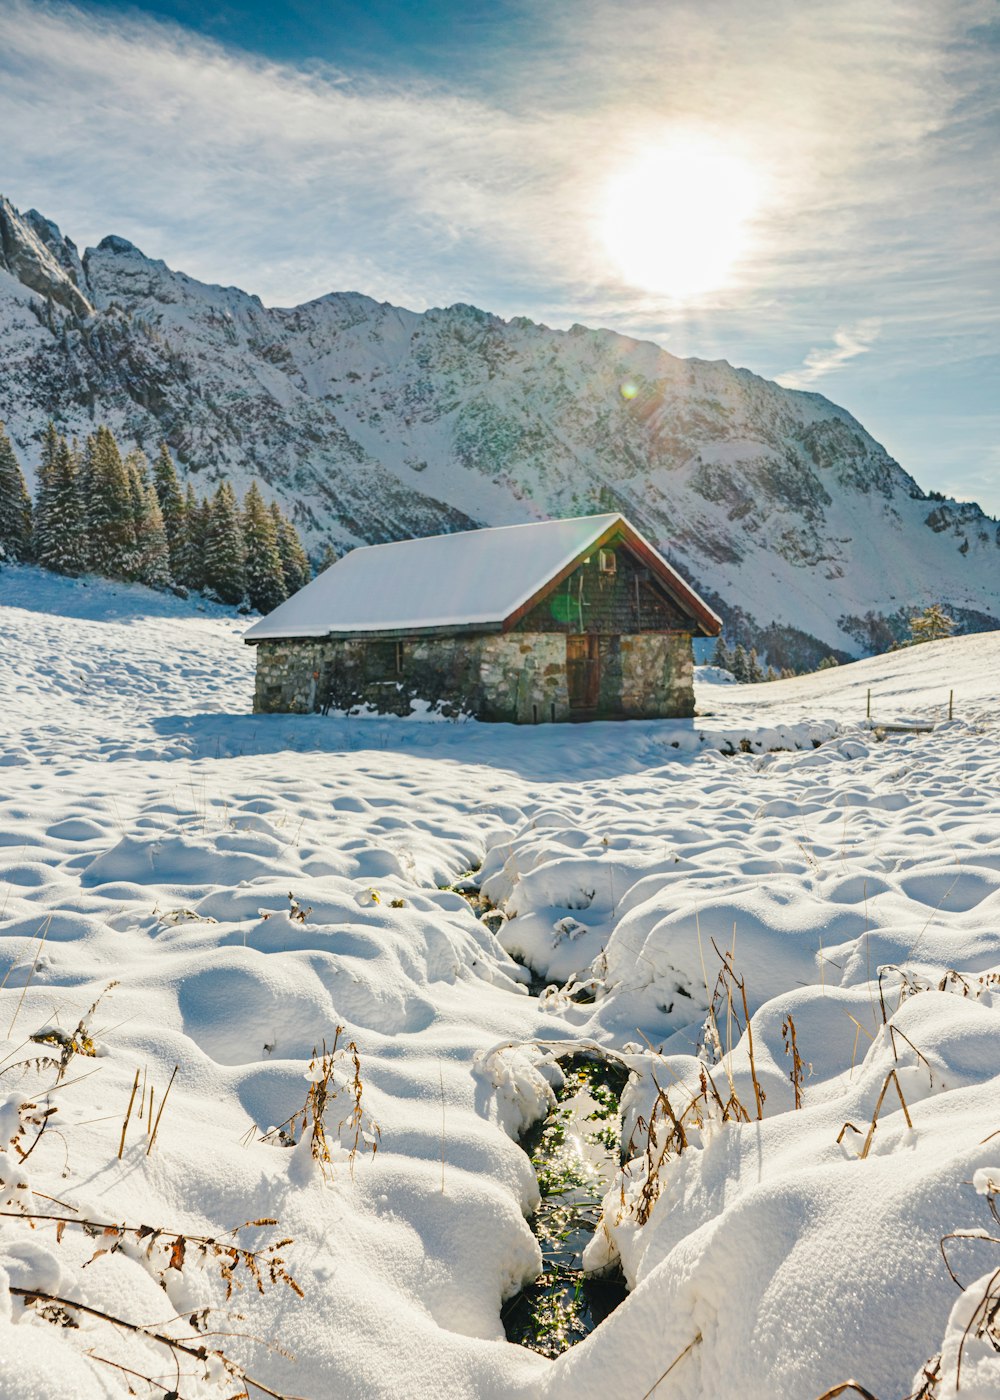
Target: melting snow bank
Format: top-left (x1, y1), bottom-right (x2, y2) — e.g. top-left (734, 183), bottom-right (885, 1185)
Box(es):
top-left (1, 574), bottom-right (1000, 1398)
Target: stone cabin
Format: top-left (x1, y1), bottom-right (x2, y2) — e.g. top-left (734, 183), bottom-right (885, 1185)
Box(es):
top-left (244, 513), bottom-right (721, 722)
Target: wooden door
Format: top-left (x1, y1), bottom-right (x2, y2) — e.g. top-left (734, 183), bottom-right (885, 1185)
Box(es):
top-left (566, 634), bottom-right (600, 709)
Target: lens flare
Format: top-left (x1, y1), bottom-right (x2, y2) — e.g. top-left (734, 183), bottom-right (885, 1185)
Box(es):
top-left (620, 381), bottom-right (639, 400)
top-left (601, 135), bottom-right (761, 300)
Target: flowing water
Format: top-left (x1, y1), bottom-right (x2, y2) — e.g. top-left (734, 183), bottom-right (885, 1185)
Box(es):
top-left (503, 1057), bottom-right (628, 1357)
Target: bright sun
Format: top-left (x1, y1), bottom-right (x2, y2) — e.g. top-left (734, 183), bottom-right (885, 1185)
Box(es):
top-left (600, 136), bottom-right (761, 300)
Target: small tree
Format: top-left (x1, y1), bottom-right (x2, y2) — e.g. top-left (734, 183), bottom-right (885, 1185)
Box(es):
top-left (731, 643), bottom-right (750, 683)
top-left (271, 501), bottom-right (311, 594)
top-left (34, 426), bottom-right (88, 575)
top-left (711, 635), bottom-right (733, 672)
top-left (134, 481), bottom-right (172, 589)
top-left (817, 655), bottom-right (840, 670)
top-left (203, 481), bottom-right (246, 605)
top-left (152, 442), bottom-right (187, 581)
top-left (909, 604), bottom-right (955, 645)
top-left (243, 483), bottom-right (287, 614)
top-left (0, 423), bottom-right (32, 562)
top-left (173, 482), bottom-right (205, 591)
top-left (86, 426), bottom-right (135, 578)
top-left (747, 647), bottom-right (765, 684)
top-left (316, 542), bottom-right (338, 574)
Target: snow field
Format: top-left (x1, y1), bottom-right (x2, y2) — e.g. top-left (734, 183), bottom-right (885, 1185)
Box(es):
top-left (1, 567), bottom-right (999, 1398)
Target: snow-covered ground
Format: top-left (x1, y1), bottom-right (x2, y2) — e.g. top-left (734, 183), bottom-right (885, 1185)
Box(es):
top-left (1, 565), bottom-right (999, 1399)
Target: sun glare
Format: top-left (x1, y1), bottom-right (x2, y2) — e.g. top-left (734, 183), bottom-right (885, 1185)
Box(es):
top-left (600, 136), bottom-right (761, 300)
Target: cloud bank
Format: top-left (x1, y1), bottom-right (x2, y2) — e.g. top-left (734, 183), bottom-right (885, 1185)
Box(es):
top-left (0, 0), bottom-right (995, 316)
top-left (0, 0), bottom-right (997, 508)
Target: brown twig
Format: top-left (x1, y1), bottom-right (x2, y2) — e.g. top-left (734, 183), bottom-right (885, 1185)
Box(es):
top-left (11, 1287), bottom-right (307, 1400)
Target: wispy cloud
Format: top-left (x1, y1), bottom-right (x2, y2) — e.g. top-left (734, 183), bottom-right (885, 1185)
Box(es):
top-left (777, 320), bottom-right (882, 389)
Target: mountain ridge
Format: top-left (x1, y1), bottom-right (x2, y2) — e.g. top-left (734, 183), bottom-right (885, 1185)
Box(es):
top-left (1, 194), bottom-right (997, 664)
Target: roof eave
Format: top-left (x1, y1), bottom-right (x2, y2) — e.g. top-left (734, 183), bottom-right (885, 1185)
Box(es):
top-left (244, 619), bottom-right (505, 645)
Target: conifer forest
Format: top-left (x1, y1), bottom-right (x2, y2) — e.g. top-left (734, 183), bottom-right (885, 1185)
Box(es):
top-left (0, 420), bottom-right (314, 611)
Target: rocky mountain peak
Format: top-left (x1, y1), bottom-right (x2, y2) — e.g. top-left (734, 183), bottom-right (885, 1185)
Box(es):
top-left (0, 197), bottom-right (92, 320)
top-left (0, 194), bottom-right (997, 664)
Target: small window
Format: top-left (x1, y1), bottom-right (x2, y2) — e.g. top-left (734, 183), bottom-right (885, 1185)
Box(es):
top-left (598, 548), bottom-right (617, 575)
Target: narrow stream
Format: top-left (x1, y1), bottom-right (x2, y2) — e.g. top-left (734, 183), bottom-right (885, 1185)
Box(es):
top-left (502, 1056), bottom-right (628, 1357)
top-left (448, 870), bottom-right (629, 1354)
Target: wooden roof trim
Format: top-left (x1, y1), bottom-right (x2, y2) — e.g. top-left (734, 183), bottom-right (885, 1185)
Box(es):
top-left (501, 517), bottom-right (722, 636)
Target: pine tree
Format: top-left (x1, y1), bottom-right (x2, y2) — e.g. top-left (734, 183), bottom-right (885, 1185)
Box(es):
top-left (909, 604), bottom-right (955, 644)
top-left (316, 542), bottom-right (338, 574)
top-left (152, 442), bottom-right (187, 581)
top-left (0, 423), bottom-right (32, 562)
top-left (125, 450), bottom-right (151, 581)
top-left (243, 483), bottom-right (287, 614)
top-left (173, 482), bottom-right (204, 591)
top-left (271, 501), bottom-right (311, 594)
top-left (731, 643), bottom-right (750, 683)
top-left (135, 481), bottom-right (172, 589)
top-left (85, 426), bottom-right (135, 579)
top-left (711, 635), bottom-right (733, 672)
top-left (34, 426), bottom-right (88, 575)
top-left (747, 648), bottom-right (765, 684)
top-left (203, 481), bottom-right (246, 604)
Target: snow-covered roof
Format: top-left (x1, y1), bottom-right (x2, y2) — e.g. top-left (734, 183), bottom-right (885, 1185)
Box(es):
top-left (244, 513), bottom-right (721, 641)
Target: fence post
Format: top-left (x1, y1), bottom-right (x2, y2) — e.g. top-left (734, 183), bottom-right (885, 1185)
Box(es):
top-left (866, 688), bottom-right (871, 720)
top-left (948, 689), bottom-right (954, 721)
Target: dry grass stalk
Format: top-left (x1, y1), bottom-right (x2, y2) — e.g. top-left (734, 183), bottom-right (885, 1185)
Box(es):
top-left (1, 1209), bottom-right (304, 1300)
top-left (30, 981), bottom-right (119, 1083)
top-left (637, 1330), bottom-right (703, 1399)
top-left (938, 1173), bottom-right (1000, 1391)
top-left (711, 939), bottom-right (765, 1119)
top-left (261, 1028), bottom-right (380, 1180)
top-left (812, 1384), bottom-right (880, 1399)
top-left (857, 1069), bottom-right (913, 1160)
top-left (628, 1066), bottom-right (750, 1226)
top-left (146, 1064), bottom-right (178, 1156)
top-left (6, 1099), bottom-right (58, 1163)
top-left (117, 1068), bottom-right (140, 1159)
top-left (888, 1025), bottom-right (935, 1086)
top-left (11, 1285), bottom-right (306, 1400)
top-left (782, 1014), bottom-right (804, 1108)
top-left (5, 914), bottom-right (53, 1038)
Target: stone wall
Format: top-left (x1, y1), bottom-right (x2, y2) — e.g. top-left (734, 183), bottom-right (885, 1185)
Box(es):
top-left (478, 634), bottom-right (569, 723)
top-left (251, 629), bottom-right (694, 721)
top-left (620, 634), bottom-right (695, 718)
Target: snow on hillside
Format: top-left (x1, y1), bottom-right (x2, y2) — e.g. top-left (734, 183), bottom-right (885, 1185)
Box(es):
top-left (2, 194), bottom-right (998, 661)
top-left (1, 570), bottom-right (999, 1399)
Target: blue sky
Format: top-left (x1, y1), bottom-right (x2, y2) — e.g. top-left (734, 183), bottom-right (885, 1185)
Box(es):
top-left (1, 0), bottom-right (998, 513)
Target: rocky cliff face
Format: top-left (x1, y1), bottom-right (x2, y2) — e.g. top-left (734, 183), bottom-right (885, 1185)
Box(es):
top-left (1, 195), bottom-right (997, 662)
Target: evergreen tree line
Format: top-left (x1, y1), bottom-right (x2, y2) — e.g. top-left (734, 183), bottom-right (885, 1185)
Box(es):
top-left (711, 635), bottom-right (794, 683)
top-left (0, 421), bottom-right (312, 612)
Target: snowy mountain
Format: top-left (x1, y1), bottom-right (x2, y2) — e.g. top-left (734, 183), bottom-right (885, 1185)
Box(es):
top-left (2, 194), bottom-right (998, 662)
